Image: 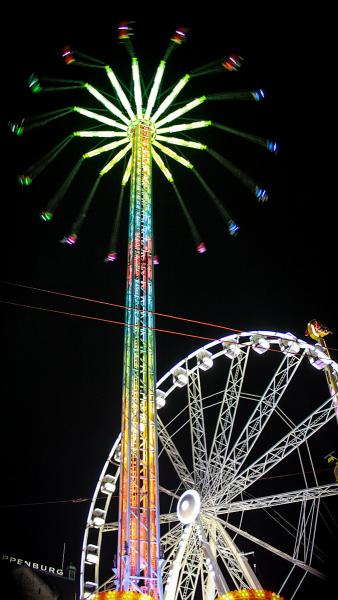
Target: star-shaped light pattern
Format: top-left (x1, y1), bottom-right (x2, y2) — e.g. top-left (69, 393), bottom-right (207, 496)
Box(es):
top-left (14, 24), bottom-right (277, 263)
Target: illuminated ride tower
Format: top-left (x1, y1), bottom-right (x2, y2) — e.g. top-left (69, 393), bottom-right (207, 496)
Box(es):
top-left (117, 119), bottom-right (160, 597)
top-left (64, 26), bottom-right (274, 600)
top-left (75, 26), bottom-right (253, 600)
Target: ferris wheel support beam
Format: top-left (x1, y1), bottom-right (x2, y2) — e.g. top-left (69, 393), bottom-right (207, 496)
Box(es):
top-left (204, 349), bottom-right (249, 499)
top-left (186, 361), bottom-right (209, 490)
top-left (208, 517), bottom-right (261, 589)
top-left (196, 517), bottom-right (229, 595)
top-left (161, 522), bottom-right (185, 557)
top-left (221, 353), bottom-right (304, 491)
top-left (222, 393), bottom-right (337, 504)
top-left (158, 415), bottom-right (195, 489)
top-left (213, 482), bottom-right (338, 515)
top-left (293, 496), bottom-right (319, 574)
top-left (174, 532), bottom-right (204, 600)
top-left (204, 520), bottom-right (217, 600)
top-left (219, 518), bottom-right (327, 580)
top-left (210, 353), bottom-right (304, 505)
top-left (163, 524), bottom-right (192, 599)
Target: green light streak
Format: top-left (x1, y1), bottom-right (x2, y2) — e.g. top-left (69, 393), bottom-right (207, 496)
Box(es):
top-left (24, 137), bottom-right (72, 180)
top-left (208, 91), bottom-right (258, 101)
top-left (84, 83), bottom-right (130, 125)
top-left (213, 122), bottom-right (270, 147)
top-left (156, 120), bottom-right (212, 134)
top-left (100, 143), bottom-right (132, 176)
top-left (107, 184), bottom-right (126, 254)
top-left (41, 85), bottom-right (83, 92)
top-left (150, 74), bottom-right (190, 123)
top-left (151, 148), bottom-right (174, 182)
top-left (153, 141), bottom-right (193, 169)
top-left (172, 181), bottom-right (201, 245)
top-left (74, 107), bottom-right (128, 130)
top-left (74, 130), bottom-right (126, 138)
top-left (83, 138), bottom-right (129, 158)
top-left (71, 177), bottom-right (101, 234)
top-left (144, 61), bottom-right (166, 120)
top-left (105, 66), bottom-right (135, 120)
top-left (45, 158), bottom-right (83, 212)
top-left (21, 108), bottom-right (74, 133)
top-left (156, 135), bottom-right (207, 150)
top-left (193, 168), bottom-right (233, 222)
top-left (132, 58), bottom-right (143, 119)
top-left (23, 107), bottom-right (73, 124)
top-left (154, 96), bottom-right (206, 129)
top-left (208, 148), bottom-right (259, 195)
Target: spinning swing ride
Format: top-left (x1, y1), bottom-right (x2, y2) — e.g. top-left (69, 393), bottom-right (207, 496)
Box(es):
top-left (11, 21), bottom-right (337, 600)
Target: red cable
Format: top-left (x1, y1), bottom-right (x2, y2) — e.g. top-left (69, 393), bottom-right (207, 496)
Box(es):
top-left (0, 300), bottom-right (218, 342)
top-left (0, 280), bottom-right (241, 333)
top-left (1, 281), bottom-right (337, 354)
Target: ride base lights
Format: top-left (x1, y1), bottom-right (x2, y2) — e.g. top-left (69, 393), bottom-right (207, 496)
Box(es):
top-left (216, 592), bottom-right (284, 599)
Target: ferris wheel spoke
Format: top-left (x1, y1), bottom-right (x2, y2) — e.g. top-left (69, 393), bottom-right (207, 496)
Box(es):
top-left (213, 483), bottom-right (338, 515)
top-left (293, 497), bottom-right (320, 570)
top-left (161, 521), bottom-right (183, 556)
top-left (162, 524), bottom-right (191, 599)
top-left (158, 415), bottom-right (195, 489)
top-left (219, 393), bottom-right (336, 505)
top-left (219, 353), bottom-right (304, 495)
top-left (186, 361), bottom-right (209, 491)
top-left (204, 516), bottom-right (261, 589)
top-left (203, 348), bottom-right (250, 499)
top-left (172, 532), bottom-right (204, 600)
top-left (217, 518), bottom-right (327, 580)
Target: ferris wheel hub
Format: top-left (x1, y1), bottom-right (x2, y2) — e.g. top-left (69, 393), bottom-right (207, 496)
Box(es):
top-left (177, 489), bottom-right (201, 524)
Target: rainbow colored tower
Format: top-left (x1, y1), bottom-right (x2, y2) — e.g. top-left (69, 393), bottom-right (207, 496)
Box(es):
top-left (117, 121), bottom-right (161, 597)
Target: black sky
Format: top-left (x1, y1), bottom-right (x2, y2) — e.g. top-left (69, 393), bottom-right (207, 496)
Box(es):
top-left (1, 6), bottom-right (337, 598)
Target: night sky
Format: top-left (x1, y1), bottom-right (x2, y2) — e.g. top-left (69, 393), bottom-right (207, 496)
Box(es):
top-left (1, 6), bottom-right (337, 598)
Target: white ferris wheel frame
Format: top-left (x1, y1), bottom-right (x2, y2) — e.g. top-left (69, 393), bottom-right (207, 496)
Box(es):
top-left (80, 330), bottom-right (338, 600)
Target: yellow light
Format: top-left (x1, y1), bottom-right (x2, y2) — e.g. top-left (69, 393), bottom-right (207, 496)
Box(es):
top-left (74, 131), bottom-right (126, 138)
top-left (105, 66), bottom-right (135, 120)
top-left (156, 134), bottom-right (207, 150)
top-left (216, 591), bottom-right (284, 600)
top-left (144, 60), bottom-right (166, 119)
top-left (74, 107), bottom-right (128, 131)
top-left (122, 156), bottom-right (132, 186)
top-left (151, 74), bottom-right (190, 123)
top-left (153, 140), bottom-right (193, 169)
top-left (83, 138), bottom-right (129, 158)
top-left (154, 96), bottom-right (207, 129)
top-left (156, 120), bottom-right (212, 134)
top-left (132, 58), bottom-right (143, 119)
top-left (152, 147), bottom-right (174, 182)
top-left (99, 143), bottom-right (131, 176)
top-left (84, 84), bottom-right (130, 125)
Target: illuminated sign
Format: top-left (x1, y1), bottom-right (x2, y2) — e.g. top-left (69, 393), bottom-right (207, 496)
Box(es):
top-left (1, 554), bottom-right (64, 576)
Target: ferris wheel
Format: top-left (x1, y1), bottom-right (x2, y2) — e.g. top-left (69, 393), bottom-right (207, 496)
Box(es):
top-left (80, 329), bottom-right (338, 600)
